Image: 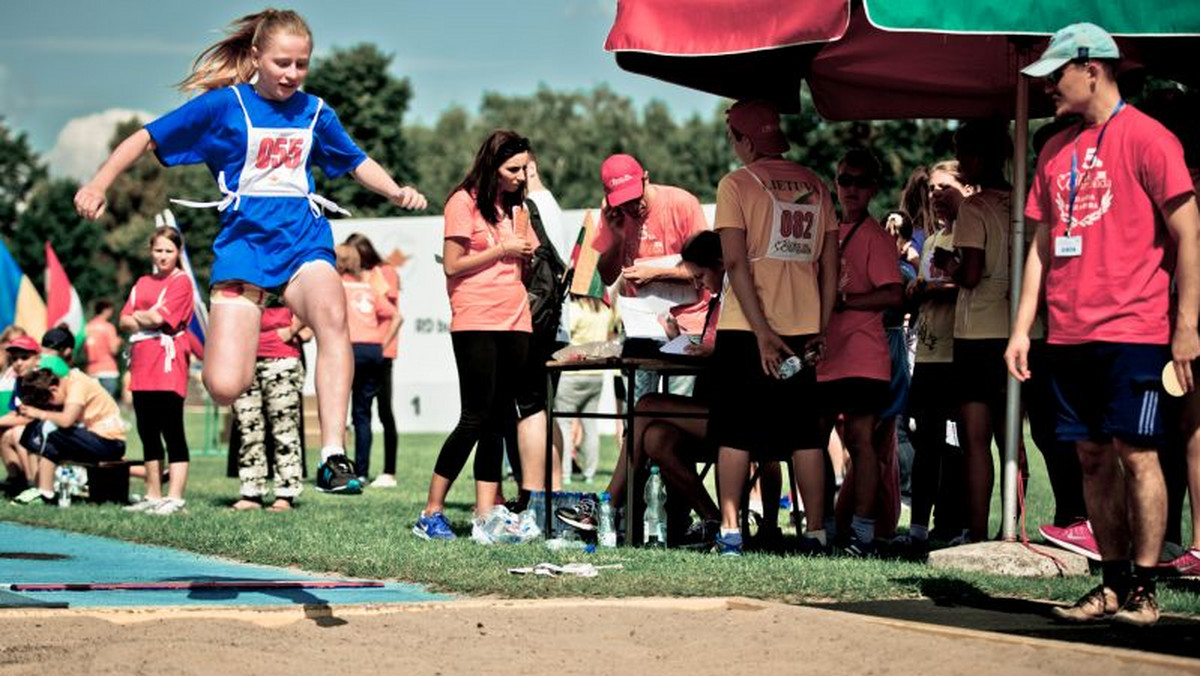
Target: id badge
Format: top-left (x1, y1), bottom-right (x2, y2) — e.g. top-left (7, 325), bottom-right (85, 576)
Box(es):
top-left (1055, 235), bottom-right (1082, 258)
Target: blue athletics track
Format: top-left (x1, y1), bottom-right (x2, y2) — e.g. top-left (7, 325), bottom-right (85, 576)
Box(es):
top-left (0, 522), bottom-right (448, 608)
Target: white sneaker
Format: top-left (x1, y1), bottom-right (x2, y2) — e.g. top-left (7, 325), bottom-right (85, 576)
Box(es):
top-left (124, 497), bottom-right (165, 513)
top-left (370, 474), bottom-right (397, 488)
top-left (150, 498), bottom-right (186, 515)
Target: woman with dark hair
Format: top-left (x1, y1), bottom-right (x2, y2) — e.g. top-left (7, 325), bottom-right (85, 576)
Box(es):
top-left (344, 233), bottom-right (402, 487)
top-left (119, 226), bottom-right (195, 515)
top-left (413, 130), bottom-right (538, 543)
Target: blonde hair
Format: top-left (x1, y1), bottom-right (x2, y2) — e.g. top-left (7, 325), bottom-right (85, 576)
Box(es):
top-left (929, 160), bottom-right (969, 187)
top-left (179, 8), bottom-right (313, 93)
top-left (335, 244), bottom-right (361, 276)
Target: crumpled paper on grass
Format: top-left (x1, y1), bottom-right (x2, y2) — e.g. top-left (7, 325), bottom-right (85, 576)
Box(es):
top-left (507, 562), bottom-right (624, 578)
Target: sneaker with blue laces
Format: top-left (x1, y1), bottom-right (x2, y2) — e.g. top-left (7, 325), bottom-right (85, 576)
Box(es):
top-left (413, 511), bottom-right (456, 541)
top-left (714, 530), bottom-right (743, 557)
top-left (315, 454), bottom-right (362, 494)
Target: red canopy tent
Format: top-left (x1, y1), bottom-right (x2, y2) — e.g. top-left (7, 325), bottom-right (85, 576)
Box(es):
top-left (604, 0), bottom-right (1200, 541)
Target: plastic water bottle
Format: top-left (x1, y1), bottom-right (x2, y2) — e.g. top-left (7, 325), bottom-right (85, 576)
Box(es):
top-left (55, 466), bottom-right (72, 507)
top-left (482, 505), bottom-right (511, 543)
top-left (643, 466), bottom-right (667, 547)
top-left (597, 492), bottom-right (617, 548)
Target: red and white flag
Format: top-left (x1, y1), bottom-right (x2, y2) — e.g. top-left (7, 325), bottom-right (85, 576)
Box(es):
top-left (45, 241), bottom-right (84, 348)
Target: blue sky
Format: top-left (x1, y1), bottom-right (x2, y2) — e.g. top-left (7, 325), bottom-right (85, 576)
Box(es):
top-left (0, 0), bottom-right (716, 169)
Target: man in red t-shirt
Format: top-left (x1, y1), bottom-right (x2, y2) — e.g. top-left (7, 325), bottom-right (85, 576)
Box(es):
top-left (1005, 23), bottom-right (1200, 627)
top-left (592, 153), bottom-right (710, 401)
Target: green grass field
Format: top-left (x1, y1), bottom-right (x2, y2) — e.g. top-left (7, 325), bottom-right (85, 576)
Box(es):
top-left (3, 416), bottom-right (1198, 615)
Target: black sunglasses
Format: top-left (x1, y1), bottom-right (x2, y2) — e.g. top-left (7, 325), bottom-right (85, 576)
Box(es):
top-left (836, 173), bottom-right (877, 189)
top-left (5, 349), bottom-right (36, 360)
top-left (1045, 58), bottom-right (1090, 85)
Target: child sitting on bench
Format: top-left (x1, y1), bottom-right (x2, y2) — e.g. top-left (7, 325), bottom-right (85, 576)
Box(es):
top-left (9, 368), bottom-right (127, 505)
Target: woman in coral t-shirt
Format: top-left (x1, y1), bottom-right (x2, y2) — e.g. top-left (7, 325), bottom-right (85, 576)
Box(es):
top-left (336, 244), bottom-right (396, 484)
top-left (119, 226), bottom-right (195, 515)
top-left (413, 130), bottom-right (538, 542)
top-left (345, 233), bottom-right (403, 488)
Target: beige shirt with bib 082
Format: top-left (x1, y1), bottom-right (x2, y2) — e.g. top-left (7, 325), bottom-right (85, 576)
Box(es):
top-left (713, 159), bottom-right (836, 336)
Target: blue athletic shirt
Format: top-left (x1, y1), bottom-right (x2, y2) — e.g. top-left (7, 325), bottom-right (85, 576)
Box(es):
top-left (145, 84), bottom-right (368, 289)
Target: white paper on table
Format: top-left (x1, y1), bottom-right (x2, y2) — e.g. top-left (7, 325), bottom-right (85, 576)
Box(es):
top-left (659, 334), bottom-right (699, 356)
top-left (630, 254), bottom-right (699, 308)
top-left (617, 295), bottom-right (669, 340)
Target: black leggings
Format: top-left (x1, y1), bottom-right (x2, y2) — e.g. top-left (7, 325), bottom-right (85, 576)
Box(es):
top-left (379, 358), bottom-right (399, 475)
top-left (433, 331), bottom-right (529, 484)
top-left (132, 391), bottom-right (189, 463)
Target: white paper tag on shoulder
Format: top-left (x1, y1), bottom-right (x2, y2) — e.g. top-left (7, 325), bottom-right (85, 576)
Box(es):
top-left (945, 420), bottom-right (960, 448)
top-left (1055, 235), bottom-right (1082, 258)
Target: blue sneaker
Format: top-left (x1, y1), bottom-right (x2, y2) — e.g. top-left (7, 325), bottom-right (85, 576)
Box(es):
top-left (315, 455), bottom-right (362, 494)
top-left (713, 531), bottom-right (743, 557)
top-left (413, 511), bottom-right (456, 541)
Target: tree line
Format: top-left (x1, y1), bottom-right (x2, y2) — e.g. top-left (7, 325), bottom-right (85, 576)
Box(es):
top-left (1, 43), bottom-right (964, 313)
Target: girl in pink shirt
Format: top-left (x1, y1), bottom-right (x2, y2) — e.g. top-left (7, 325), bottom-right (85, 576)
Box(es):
top-left (119, 227), bottom-right (195, 515)
top-left (345, 233), bottom-right (403, 488)
top-left (337, 244), bottom-right (397, 481)
top-left (414, 130), bottom-right (538, 542)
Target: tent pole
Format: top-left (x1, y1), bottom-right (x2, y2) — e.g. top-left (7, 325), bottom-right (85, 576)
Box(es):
top-left (1002, 65), bottom-right (1030, 542)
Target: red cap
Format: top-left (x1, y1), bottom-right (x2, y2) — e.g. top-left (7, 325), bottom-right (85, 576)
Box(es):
top-left (600, 154), bottom-right (645, 207)
top-left (727, 100), bottom-right (789, 155)
top-left (5, 336), bottom-right (38, 352)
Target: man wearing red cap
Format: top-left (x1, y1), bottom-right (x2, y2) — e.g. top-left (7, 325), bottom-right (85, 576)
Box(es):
top-left (593, 153), bottom-right (710, 399)
top-left (1006, 23), bottom-right (1200, 626)
top-left (710, 99), bottom-right (839, 556)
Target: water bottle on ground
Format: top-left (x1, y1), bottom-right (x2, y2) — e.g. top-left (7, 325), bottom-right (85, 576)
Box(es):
top-left (598, 492), bottom-right (617, 548)
top-left (55, 466), bottom-right (72, 507)
top-left (643, 466), bottom-right (667, 547)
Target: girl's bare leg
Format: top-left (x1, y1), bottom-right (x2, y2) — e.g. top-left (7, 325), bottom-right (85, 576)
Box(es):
top-left (284, 262), bottom-right (351, 450)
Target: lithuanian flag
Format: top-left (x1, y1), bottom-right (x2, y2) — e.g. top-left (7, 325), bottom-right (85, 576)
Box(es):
top-left (569, 210), bottom-right (608, 301)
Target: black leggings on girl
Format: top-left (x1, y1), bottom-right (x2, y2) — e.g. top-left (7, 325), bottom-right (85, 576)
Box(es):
top-left (132, 391), bottom-right (189, 463)
top-left (433, 331), bottom-right (529, 484)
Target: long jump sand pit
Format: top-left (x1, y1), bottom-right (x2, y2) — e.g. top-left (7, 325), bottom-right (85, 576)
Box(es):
top-left (2, 597), bottom-right (1197, 676)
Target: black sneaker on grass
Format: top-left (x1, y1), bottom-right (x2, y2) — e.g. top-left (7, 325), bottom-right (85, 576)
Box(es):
top-left (680, 519), bottom-right (721, 550)
top-left (316, 455), bottom-right (362, 494)
top-left (555, 494), bottom-right (598, 531)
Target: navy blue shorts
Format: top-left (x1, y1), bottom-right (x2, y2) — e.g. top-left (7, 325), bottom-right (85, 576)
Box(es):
top-left (1048, 342), bottom-right (1170, 448)
top-left (21, 422), bottom-right (125, 464)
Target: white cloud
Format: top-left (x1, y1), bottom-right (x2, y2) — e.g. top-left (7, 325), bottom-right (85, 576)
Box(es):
top-left (46, 108), bottom-right (155, 181)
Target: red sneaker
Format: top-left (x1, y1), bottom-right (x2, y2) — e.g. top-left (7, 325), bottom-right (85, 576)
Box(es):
top-left (1039, 520), bottom-right (1101, 561)
top-left (1165, 549), bottom-right (1200, 577)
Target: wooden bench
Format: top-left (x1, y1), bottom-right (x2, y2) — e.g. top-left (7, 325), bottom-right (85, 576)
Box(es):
top-left (62, 459), bottom-right (133, 504)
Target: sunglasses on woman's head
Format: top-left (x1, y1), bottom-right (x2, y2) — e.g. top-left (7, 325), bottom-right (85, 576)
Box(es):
top-left (498, 137), bottom-right (530, 159)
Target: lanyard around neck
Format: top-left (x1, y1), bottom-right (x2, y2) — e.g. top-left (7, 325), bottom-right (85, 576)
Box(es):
top-left (1067, 99), bottom-right (1124, 233)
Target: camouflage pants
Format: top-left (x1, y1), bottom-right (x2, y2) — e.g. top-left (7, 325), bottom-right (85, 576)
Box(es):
top-left (233, 357), bottom-right (305, 498)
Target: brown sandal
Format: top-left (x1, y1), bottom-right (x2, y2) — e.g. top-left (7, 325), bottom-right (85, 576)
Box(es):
top-left (265, 499), bottom-right (293, 512)
top-left (231, 498), bottom-right (263, 511)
